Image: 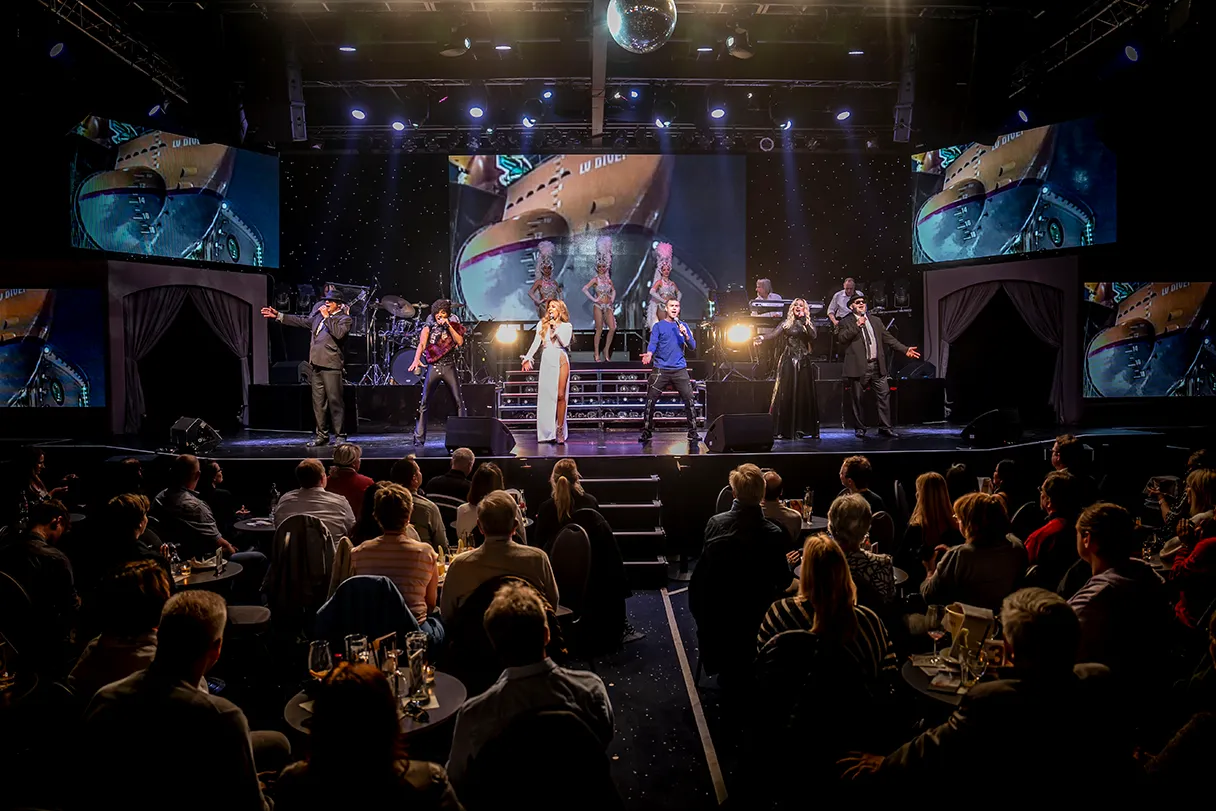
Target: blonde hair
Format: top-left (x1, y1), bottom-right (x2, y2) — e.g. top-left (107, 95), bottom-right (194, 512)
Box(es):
top-left (373, 483), bottom-right (414, 532)
top-left (729, 463), bottom-right (766, 507)
top-left (781, 297), bottom-right (811, 331)
top-left (551, 458), bottom-right (585, 522)
top-left (478, 490), bottom-right (520, 536)
top-left (541, 299), bottom-right (571, 334)
top-left (1187, 468), bottom-right (1216, 516)
top-left (797, 534), bottom-right (858, 642)
top-left (828, 493), bottom-right (872, 551)
top-left (953, 492), bottom-right (1009, 544)
top-left (331, 442), bottom-right (362, 473)
top-left (909, 472), bottom-right (953, 549)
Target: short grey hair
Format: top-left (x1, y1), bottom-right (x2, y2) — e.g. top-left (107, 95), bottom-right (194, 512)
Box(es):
top-left (332, 442), bottom-right (362, 469)
top-left (828, 493), bottom-right (872, 551)
top-left (756, 278), bottom-right (773, 294)
top-left (1000, 588), bottom-right (1079, 673)
top-left (451, 447), bottom-right (476, 472)
top-left (156, 591), bottom-right (227, 667)
top-left (478, 490), bottom-right (520, 536)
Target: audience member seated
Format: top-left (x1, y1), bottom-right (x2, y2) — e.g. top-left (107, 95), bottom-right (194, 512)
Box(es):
top-left (446, 581), bottom-right (613, 796)
top-left (828, 493), bottom-right (896, 610)
top-left (757, 533), bottom-right (897, 684)
top-left (841, 588), bottom-right (1131, 800)
top-left (1148, 449), bottom-right (1210, 530)
top-left (68, 559), bottom-right (176, 701)
top-left (391, 456), bottom-right (448, 550)
top-left (0, 498), bottom-right (78, 674)
top-left (275, 458), bottom-right (356, 543)
top-left (8, 447), bottom-right (74, 529)
top-left (991, 458), bottom-right (1029, 518)
top-left (441, 491), bottom-right (558, 619)
top-left (944, 462), bottom-right (978, 505)
top-left (325, 443), bottom-right (375, 516)
top-left (1024, 471), bottom-right (1084, 589)
top-left (154, 455), bottom-right (239, 559)
top-left (454, 463), bottom-right (525, 543)
top-left (1169, 515), bottom-right (1216, 631)
top-left (1052, 433), bottom-right (1098, 505)
top-left (535, 458), bottom-right (599, 552)
top-left (198, 460), bottom-right (245, 538)
top-left (690, 464), bottom-right (791, 684)
top-left (761, 470), bottom-right (803, 545)
top-left (99, 493), bottom-right (170, 574)
top-left (895, 472), bottom-right (963, 590)
top-left (921, 493), bottom-right (1027, 612)
top-left (276, 662), bottom-right (461, 810)
top-left (80, 591), bottom-right (291, 811)
top-left (1069, 503), bottom-right (1170, 687)
top-left (352, 481), bottom-right (386, 544)
top-left (837, 455), bottom-right (886, 514)
top-left (350, 484), bottom-right (443, 645)
top-left (424, 447), bottom-right (476, 501)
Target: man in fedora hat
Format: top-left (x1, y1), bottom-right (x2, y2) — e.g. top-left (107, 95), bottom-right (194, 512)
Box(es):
top-left (836, 291), bottom-right (919, 439)
top-left (262, 291), bottom-right (353, 446)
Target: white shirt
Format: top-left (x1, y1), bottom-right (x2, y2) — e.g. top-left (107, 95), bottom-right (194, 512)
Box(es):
top-left (862, 316), bottom-right (878, 360)
top-left (751, 291), bottom-right (784, 318)
top-left (829, 289), bottom-right (861, 320)
top-left (275, 486), bottom-right (356, 543)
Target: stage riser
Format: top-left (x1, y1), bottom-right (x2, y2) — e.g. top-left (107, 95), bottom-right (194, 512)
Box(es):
top-left (705, 378), bottom-right (945, 427)
top-left (248, 384), bottom-right (498, 432)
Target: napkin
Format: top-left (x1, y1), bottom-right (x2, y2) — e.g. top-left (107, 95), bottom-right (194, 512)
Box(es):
top-left (944, 603), bottom-right (994, 659)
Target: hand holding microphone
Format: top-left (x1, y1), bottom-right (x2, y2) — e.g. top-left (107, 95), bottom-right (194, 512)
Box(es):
top-left (677, 320), bottom-right (690, 339)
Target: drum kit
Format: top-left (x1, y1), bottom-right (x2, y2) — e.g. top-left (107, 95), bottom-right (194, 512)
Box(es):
top-left (359, 293), bottom-right (430, 385)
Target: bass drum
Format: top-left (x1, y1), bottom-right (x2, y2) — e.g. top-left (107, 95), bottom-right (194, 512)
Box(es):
top-left (390, 351), bottom-right (425, 385)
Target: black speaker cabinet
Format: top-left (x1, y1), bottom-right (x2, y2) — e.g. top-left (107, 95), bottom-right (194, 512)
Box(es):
top-left (705, 413), bottom-right (774, 453)
top-left (961, 408), bottom-right (1023, 448)
top-left (445, 417), bottom-right (517, 456)
top-left (170, 416), bottom-right (222, 453)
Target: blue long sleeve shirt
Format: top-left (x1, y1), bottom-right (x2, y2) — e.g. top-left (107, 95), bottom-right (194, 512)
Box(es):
top-left (647, 318), bottom-right (696, 370)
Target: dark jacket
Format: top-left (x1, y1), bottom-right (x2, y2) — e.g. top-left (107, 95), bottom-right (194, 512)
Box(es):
top-left (276, 760), bottom-right (463, 811)
top-left (424, 470), bottom-right (472, 502)
top-left (836, 311), bottom-right (908, 378)
top-left (281, 309), bottom-right (353, 369)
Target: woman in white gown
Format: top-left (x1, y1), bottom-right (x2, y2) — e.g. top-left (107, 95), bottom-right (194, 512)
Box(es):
top-left (522, 299), bottom-right (573, 443)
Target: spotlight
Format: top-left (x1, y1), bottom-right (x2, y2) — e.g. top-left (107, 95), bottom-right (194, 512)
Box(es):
top-left (542, 89), bottom-right (554, 100)
top-left (770, 101), bottom-right (793, 130)
top-left (836, 109), bottom-right (852, 121)
top-left (350, 108), bottom-right (367, 120)
top-left (495, 43), bottom-right (512, 51)
top-left (710, 106), bottom-right (726, 120)
top-left (696, 45), bottom-right (714, 53)
top-left (1124, 44), bottom-right (1139, 62)
top-left (653, 98), bottom-right (677, 129)
top-left (338, 45), bottom-right (357, 53)
top-left (469, 105), bottom-right (485, 119)
top-left (521, 98), bottom-right (545, 128)
top-left (49, 42), bottom-right (65, 58)
top-left (759, 136), bottom-right (775, 152)
top-left (148, 103), bottom-right (163, 117)
top-left (495, 324), bottom-right (521, 344)
top-left (630, 89), bottom-right (640, 99)
top-left (848, 49), bottom-right (865, 56)
top-left (1017, 109), bottom-right (1029, 123)
top-left (726, 323), bottom-right (753, 344)
top-left (391, 120), bottom-right (406, 132)
top-left (726, 28), bottom-right (753, 59)
top-left (707, 89), bottom-right (728, 122)
top-left (440, 27), bottom-right (472, 57)
top-left (613, 90), bottom-right (623, 100)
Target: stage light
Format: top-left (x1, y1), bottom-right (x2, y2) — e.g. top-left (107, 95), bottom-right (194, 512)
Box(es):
top-left (495, 43), bottom-right (512, 51)
top-left (848, 49), bottom-right (865, 55)
top-left (469, 105), bottom-right (485, 119)
top-left (613, 90), bottom-right (623, 100)
top-left (391, 120), bottom-right (406, 131)
top-left (770, 101), bottom-right (793, 130)
top-left (726, 323), bottom-right (753, 344)
top-left (521, 98), bottom-right (545, 128)
top-left (338, 45), bottom-right (357, 52)
top-left (1124, 44), bottom-right (1139, 62)
top-left (350, 108), bottom-right (367, 120)
top-left (542, 89), bottom-right (554, 100)
top-left (495, 324), bottom-right (521, 344)
top-left (726, 28), bottom-right (753, 59)
top-left (759, 136), bottom-right (775, 152)
top-left (148, 103), bottom-right (163, 117)
top-left (653, 98), bottom-right (677, 129)
top-left (710, 106), bottom-right (726, 120)
top-left (440, 27), bottom-right (472, 57)
top-left (1017, 109), bottom-right (1029, 123)
top-left (49, 42), bottom-right (65, 58)
top-left (836, 109), bottom-right (852, 121)
top-left (630, 89), bottom-right (640, 99)
top-left (696, 45), bottom-right (713, 53)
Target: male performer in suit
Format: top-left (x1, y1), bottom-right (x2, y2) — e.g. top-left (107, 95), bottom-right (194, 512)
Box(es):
top-left (261, 291), bottom-right (353, 446)
top-left (640, 298), bottom-right (699, 444)
top-left (836, 291), bottom-right (919, 439)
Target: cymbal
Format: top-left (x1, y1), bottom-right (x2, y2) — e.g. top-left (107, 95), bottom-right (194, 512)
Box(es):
top-left (378, 295), bottom-right (416, 319)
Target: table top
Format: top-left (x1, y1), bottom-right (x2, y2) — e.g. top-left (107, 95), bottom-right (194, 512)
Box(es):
top-left (70, 512), bottom-right (87, 524)
top-left (234, 517), bottom-right (276, 533)
top-left (174, 560), bottom-right (244, 590)
top-left (284, 671), bottom-right (467, 735)
top-left (893, 567), bottom-right (909, 585)
top-left (901, 659), bottom-right (963, 708)
top-left (800, 516), bottom-right (829, 532)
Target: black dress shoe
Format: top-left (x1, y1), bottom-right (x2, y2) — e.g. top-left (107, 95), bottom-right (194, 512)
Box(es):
top-left (638, 431), bottom-right (653, 443)
top-left (335, 435), bottom-right (348, 445)
top-left (308, 436), bottom-right (330, 447)
top-left (412, 435), bottom-right (425, 446)
top-left (878, 428), bottom-right (900, 438)
top-left (854, 429), bottom-right (867, 439)
top-left (687, 433), bottom-right (700, 443)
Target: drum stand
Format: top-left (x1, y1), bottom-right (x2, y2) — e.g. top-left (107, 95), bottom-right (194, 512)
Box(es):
top-left (359, 308), bottom-right (391, 385)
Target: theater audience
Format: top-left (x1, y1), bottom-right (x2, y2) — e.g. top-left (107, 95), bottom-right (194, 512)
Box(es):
top-left (0, 498), bottom-right (77, 673)
top-left (838, 455), bottom-right (886, 514)
top-left (841, 588), bottom-right (1130, 799)
top-left (425, 447), bottom-right (476, 501)
top-left (1148, 449), bottom-right (1210, 528)
top-left (945, 462), bottom-right (977, 506)
top-left (276, 663), bottom-right (461, 810)
top-left (441, 491), bottom-right (558, 619)
top-left (446, 581), bottom-right (612, 794)
top-left (198, 460), bottom-right (245, 537)
top-left (454, 463), bottom-right (524, 542)
top-left (153, 454), bottom-right (239, 559)
top-left (81, 591), bottom-right (290, 811)
top-left (391, 456), bottom-right (448, 550)
top-left (326, 442), bottom-right (375, 515)
top-left (1168, 515), bottom-right (1216, 630)
top-left (761, 470), bottom-right (803, 545)
top-left (757, 533), bottom-right (897, 684)
top-left (350, 483), bottom-right (443, 644)
top-left (274, 458), bottom-right (356, 543)
top-left (8, 447), bottom-right (74, 529)
top-left (895, 472), bottom-right (963, 590)
top-left (101, 493), bottom-right (169, 571)
top-left (690, 464), bottom-right (791, 683)
top-left (1025, 471), bottom-right (1083, 589)
top-left (921, 493), bottom-right (1027, 612)
top-left (991, 458), bottom-right (1028, 517)
top-left (534, 458), bottom-right (599, 552)
top-left (828, 493), bottom-right (896, 609)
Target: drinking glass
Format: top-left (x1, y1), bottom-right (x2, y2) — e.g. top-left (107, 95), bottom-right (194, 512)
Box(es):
top-left (344, 634), bottom-right (369, 664)
top-left (960, 646), bottom-right (989, 688)
top-left (308, 640), bottom-right (333, 681)
top-left (925, 605), bottom-right (947, 665)
top-left (405, 631), bottom-right (428, 700)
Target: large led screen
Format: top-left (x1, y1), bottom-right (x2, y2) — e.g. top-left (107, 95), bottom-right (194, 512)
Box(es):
top-left (912, 117), bottom-right (1116, 265)
top-left (1, 288), bottom-right (107, 407)
top-left (449, 154), bottom-right (746, 329)
top-left (69, 116), bottom-right (279, 267)
top-left (1083, 282), bottom-right (1215, 398)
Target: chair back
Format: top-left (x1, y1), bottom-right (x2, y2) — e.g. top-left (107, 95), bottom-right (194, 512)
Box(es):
top-left (715, 485), bottom-right (733, 514)
top-left (1010, 501), bottom-right (1043, 542)
top-left (427, 493), bottom-right (464, 534)
top-left (314, 575), bottom-right (419, 651)
top-left (894, 480), bottom-right (912, 524)
top-left (0, 570), bottom-right (34, 657)
top-left (265, 514), bottom-right (335, 628)
top-left (869, 511), bottom-right (896, 553)
top-left (550, 524), bottom-right (592, 615)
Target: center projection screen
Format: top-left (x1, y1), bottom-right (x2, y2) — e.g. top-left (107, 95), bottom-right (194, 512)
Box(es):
top-left (449, 154), bottom-right (746, 330)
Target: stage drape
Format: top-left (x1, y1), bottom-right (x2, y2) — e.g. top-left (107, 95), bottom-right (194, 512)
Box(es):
top-left (123, 286), bottom-right (189, 434)
top-left (937, 281), bottom-right (1001, 378)
top-left (1002, 281), bottom-right (1065, 422)
top-left (190, 288), bottom-right (252, 426)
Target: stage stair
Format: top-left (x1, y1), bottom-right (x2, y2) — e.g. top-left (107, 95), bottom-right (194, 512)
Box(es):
top-left (581, 475), bottom-right (668, 588)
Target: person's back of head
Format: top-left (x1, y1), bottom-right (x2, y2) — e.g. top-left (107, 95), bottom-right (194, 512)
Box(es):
top-left (910, 472), bottom-right (953, 543)
top-left (798, 533), bottom-right (858, 642)
top-left (478, 490), bottom-right (519, 538)
top-left (1054, 434), bottom-right (1086, 473)
top-left (355, 482), bottom-right (387, 542)
top-left (296, 458), bottom-right (326, 489)
top-left (331, 443), bottom-right (362, 473)
top-left (115, 457), bottom-right (145, 495)
top-left (372, 484), bottom-right (413, 535)
top-left (1040, 471), bottom-right (1082, 520)
top-left (469, 462), bottom-right (505, 507)
top-left (994, 459), bottom-right (1018, 491)
top-left (389, 456), bottom-right (421, 491)
top-left (1186, 468), bottom-right (1216, 517)
top-left (153, 591), bottom-right (227, 676)
top-left (107, 493), bottom-right (150, 538)
top-left (1076, 502), bottom-right (1136, 564)
top-left (945, 462), bottom-right (976, 504)
top-left (827, 493), bottom-right (872, 551)
top-left (198, 460), bottom-right (221, 492)
top-left (1186, 449), bottom-right (1211, 474)
top-left (169, 454), bottom-right (201, 489)
top-left (98, 559), bottom-right (171, 637)
top-left (729, 463), bottom-right (765, 508)
top-left (309, 662), bottom-right (401, 778)
top-left (763, 470), bottom-right (784, 502)
top-left (551, 458), bottom-right (583, 521)
top-left (841, 455), bottom-right (873, 491)
top-left (451, 447), bottom-right (475, 475)
top-left (26, 498), bottom-right (70, 536)
top-left (953, 492), bottom-right (1009, 544)
top-left (483, 581), bottom-right (549, 668)
top-left (1000, 587), bottom-right (1080, 676)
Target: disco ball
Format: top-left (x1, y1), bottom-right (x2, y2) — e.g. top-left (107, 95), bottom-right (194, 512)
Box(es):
top-left (607, 0), bottom-right (678, 55)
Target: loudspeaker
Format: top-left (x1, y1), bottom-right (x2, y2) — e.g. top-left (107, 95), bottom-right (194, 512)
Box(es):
top-left (705, 413), bottom-right (774, 454)
top-left (445, 417), bottom-right (517, 456)
top-left (170, 417), bottom-right (222, 453)
top-left (961, 408), bottom-right (1023, 448)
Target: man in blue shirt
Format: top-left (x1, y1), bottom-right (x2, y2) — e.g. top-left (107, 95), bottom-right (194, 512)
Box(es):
top-left (640, 299), bottom-right (699, 443)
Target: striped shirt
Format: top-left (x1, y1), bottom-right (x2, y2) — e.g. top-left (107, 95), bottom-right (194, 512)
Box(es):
top-left (350, 534), bottom-right (438, 621)
top-left (757, 599), bottom-right (897, 682)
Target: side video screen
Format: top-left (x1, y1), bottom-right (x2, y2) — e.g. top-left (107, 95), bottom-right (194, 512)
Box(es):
top-left (1, 288), bottom-right (107, 407)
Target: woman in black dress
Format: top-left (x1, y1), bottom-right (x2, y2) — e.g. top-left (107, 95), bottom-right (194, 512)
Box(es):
top-left (757, 298), bottom-right (820, 439)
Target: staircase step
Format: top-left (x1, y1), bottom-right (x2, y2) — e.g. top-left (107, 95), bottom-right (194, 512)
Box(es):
top-left (625, 556), bottom-right (669, 589)
top-left (582, 475), bottom-right (660, 502)
top-left (615, 528), bottom-right (666, 560)
top-left (596, 502), bottom-right (662, 530)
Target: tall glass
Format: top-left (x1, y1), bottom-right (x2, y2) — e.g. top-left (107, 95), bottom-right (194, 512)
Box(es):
top-left (960, 646), bottom-right (988, 688)
top-left (925, 605), bottom-right (946, 665)
top-left (405, 631), bottom-right (428, 700)
top-left (308, 640), bottom-right (333, 681)
top-left (344, 634), bottom-right (369, 664)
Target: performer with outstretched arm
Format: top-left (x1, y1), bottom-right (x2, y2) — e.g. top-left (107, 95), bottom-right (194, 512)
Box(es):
top-left (261, 291), bottom-right (352, 447)
top-left (528, 240), bottom-right (563, 319)
top-left (639, 298), bottom-right (699, 445)
top-left (522, 299), bottom-right (574, 444)
top-left (409, 299), bottom-right (467, 446)
top-left (836, 292), bottom-right (920, 439)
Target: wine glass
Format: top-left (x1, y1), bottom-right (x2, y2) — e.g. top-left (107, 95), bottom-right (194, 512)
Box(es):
top-left (926, 605), bottom-right (947, 665)
top-left (961, 646), bottom-right (989, 688)
top-left (308, 640), bottom-right (333, 681)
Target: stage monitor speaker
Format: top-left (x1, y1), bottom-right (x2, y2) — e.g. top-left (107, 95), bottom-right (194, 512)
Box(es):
top-left (961, 408), bottom-right (1023, 448)
top-left (445, 417), bottom-right (517, 456)
top-left (705, 413), bottom-right (774, 454)
top-left (170, 416), bottom-right (222, 453)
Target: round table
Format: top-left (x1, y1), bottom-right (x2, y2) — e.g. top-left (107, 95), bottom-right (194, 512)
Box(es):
top-left (69, 513), bottom-right (87, 525)
top-left (233, 517), bottom-right (277, 535)
top-left (174, 560), bottom-right (243, 590)
top-left (800, 516), bottom-right (829, 533)
top-left (901, 659), bottom-right (963, 708)
top-left (284, 671), bottom-right (467, 735)
top-left (893, 566), bottom-right (909, 585)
